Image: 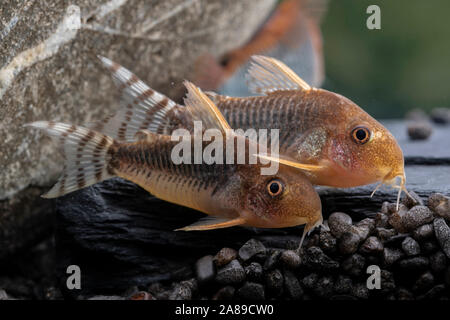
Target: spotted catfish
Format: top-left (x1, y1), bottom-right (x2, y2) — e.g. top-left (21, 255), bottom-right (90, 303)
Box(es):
top-left (97, 55), bottom-right (409, 209)
top-left (25, 81), bottom-right (323, 248)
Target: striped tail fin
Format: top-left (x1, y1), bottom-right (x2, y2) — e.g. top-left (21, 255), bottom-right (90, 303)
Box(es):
top-left (25, 121), bottom-right (115, 198)
top-left (94, 56), bottom-right (181, 140)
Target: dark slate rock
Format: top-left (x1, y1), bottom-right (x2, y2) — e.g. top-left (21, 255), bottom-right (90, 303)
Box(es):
top-left (283, 270), bottom-right (303, 300)
top-left (433, 218), bottom-right (450, 258)
top-left (380, 270), bottom-right (396, 294)
top-left (387, 204), bottom-right (409, 232)
top-left (169, 281), bottom-right (195, 300)
top-left (238, 239), bottom-right (266, 262)
top-left (280, 250), bottom-right (301, 269)
top-left (216, 259), bottom-right (245, 285)
top-left (236, 282), bottom-right (265, 300)
top-left (341, 254), bottom-right (366, 277)
top-left (328, 212), bottom-right (352, 238)
top-left (303, 247), bottom-right (339, 271)
top-left (354, 218), bottom-right (376, 240)
top-left (265, 269), bottom-right (284, 297)
top-left (214, 248), bottom-right (237, 267)
top-left (412, 224), bottom-right (434, 241)
top-left (401, 237), bottom-right (421, 256)
top-left (244, 262), bottom-right (263, 282)
top-left (428, 193), bottom-right (450, 220)
top-left (195, 255), bottom-right (215, 285)
top-left (212, 286), bottom-right (235, 300)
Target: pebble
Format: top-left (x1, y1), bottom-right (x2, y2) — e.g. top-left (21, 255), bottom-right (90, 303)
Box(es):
top-left (375, 212), bottom-right (389, 228)
top-left (401, 190), bottom-right (424, 208)
top-left (216, 259), bottom-right (245, 285)
top-left (333, 275), bottom-right (352, 294)
top-left (0, 289), bottom-right (10, 300)
top-left (430, 251), bottom-right (447, 274)
top-left (383, 233), bottom-right (409, 247)
top-left (195, 255), bottom-right (215, 285)
top-left (413, 272), bottom-right (434, 293)
top-left (263, 250), bottom-right (281, 271)
top-left (313, 276), bottom-right (334, 298)
top-left (328, 212), bottom-right (353, 238)
top-left (418, 284), bottom-right (446, 300)
top-left (319, 230), bottom-right (337, 253)
top-left (383, 248), bottom-right (404, 266)
top-left (433, 218), bottom-right (450, 258)
top-left (280, 250), bottom-right (301, 269)
top-left (428, 193), bottom-right (450, 220)
top-left (265, 269), bottom-right (284, 297)
top-left (430, 107), bottom-right (450, 124)
top-left (412, 224), bottom-right (434, 241)
top-left (351, 283), bottom-right (370, 299)
top-left (339, 232), bottom-right (361, 255)
top-left (212, 286), bottom-right (235, 300)
top-left (401, 237), bottom-right (421, 256)
top-left (341, 254), bottom-right (366, 277)
top-left (422, 240), bottom-right (439, 254)
top-left (354, 218), bottom-right (375, 239)
top-left (128, 291), bottom-right (155, 300)
top-left (304, 247), bottom-right (339, 271)
top-left (301, 273), bottom-right (318, 290)
top-left (238, 239), bottom-right (266, 262)
top-left (380, 270), bottom-right (396, 294)
top-left (360, 236), bottom-right (384, 254)
top-left (398, 257), bottom-right (429, 271)
top-left (387, 205), bottom-right (408, 232)
top-left (236, 282), bottom-right (265, 300)
top-left (396, 287), bottom-right (414, 300)
top-left (245, 262), bottom-right (263, 282)
top-left (214, 248), bottom-right (237, 267)
top-left (405, 109), bottom-right (429, 121)
top-left (376, 227), bottom-right (396, 240)
top-left (402, 206), bottom-right (434, 231)
top-left (407, 121), bottom-right (432, 140)
top-left (169, 281), bottom-right (195, 300)
top-left (283, 270), bottom-right (303, 300)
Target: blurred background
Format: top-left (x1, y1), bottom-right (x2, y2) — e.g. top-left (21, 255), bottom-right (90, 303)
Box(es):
top-left (322, 0), bottom-right (450, 118)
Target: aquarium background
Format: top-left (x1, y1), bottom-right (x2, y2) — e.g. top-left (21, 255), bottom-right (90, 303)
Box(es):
top-left (322, 0), bottom-right (450, 118)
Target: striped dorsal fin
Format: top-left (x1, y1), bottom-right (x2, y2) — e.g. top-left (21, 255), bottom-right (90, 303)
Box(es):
top-left (94, 56), bottom-right (180, 141)
top-left (246, 55), bottom-right (312, 95)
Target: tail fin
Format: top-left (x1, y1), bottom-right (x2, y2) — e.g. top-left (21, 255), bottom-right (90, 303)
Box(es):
top-left (25, 121), bottom-right (115, 198)
top-left (94, 56), bottom-right (181, 140)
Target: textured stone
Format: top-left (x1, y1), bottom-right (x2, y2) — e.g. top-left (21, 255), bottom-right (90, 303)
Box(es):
top-left (236, 282), bottom-right (265, 300)
top-left (283, 270), bottom-right (303, 300)
top-left (339, 232), bottom-right (361, 255)
top-left (433, 218), bottom-right (450, 258)
top-left (360, 236), bottom-right (384, 254)
top-left (383, 248), bottom-right (404, 266)
top-left (245, 262), bottom-right (263, 282)
top-left (280, 250), bottom-right (301, 269)
top-left (407, 121), bottom-right (432, 140)
top-left (401, 190), bottom-right (424, 208)
top-left (213, 286), bottom-right (235, 300)
top-left (428, 193), bottom-right (450, 220)
top-left (265, 269), bottom-right (284, 297)
top-left (412, 224), bottom-right (434, 241)
top-left (214, 248), bottom-right (237, 268)
top-left (402, 206), bottom-right (434, 231)
top-left (401, 237), bottom-right (421, 256)
top-left (429, 251), bottom-right (447, 274)
top-left (216, 259), bottom-right (245, 285)
top-left (238, 239), bottom-right (266, 262)
top-left (328, 212), bottom-right (353, 238)
top-left (303, 247), bottom-right (339, 271)
top-left (341, 254), bottom-right (366, 277)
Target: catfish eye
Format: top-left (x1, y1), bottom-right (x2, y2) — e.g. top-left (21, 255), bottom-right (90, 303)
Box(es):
top-left (351, 126), bottom-right (371, 144)
top-left (267, 179), bottom-right (284, 197)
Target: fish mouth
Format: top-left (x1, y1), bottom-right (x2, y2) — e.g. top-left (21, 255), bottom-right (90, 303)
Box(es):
top-left (371, 170), bottom-right (410, 211)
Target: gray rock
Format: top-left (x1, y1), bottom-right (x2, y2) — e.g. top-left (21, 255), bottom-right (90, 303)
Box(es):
top-left (401, 190), bottom-right (424, 208)
top-left (412, 224), bottom-right (434, 241)
top-left (212, 286), bottom-right (235, 300)
top-left (360, 236), bottom-right (384, 254)
top-left (265, 269), bottom-right (284, 297)
top-left (407, 121), bottom-right (433, 140)
top-left (376, 227), bottom-right (397, 240)
top-left (195, 255), bottom-right (215, 285)
top-left (313, 276), bottom-right (334, 298)
top-left (381, 201), bottom-right (391, 214)
top-left (236, 282), bottom-right (265, 300)
top-left (328, 212), bottom-right (353, 238)
top-left (333, 275), bottom-right (353, 294)
top-left (169, 281), bottom-right (195, 300)
top-left (319, 230), bottom-right (337, 253)
top-left (238, 239), bottom-right (266, 262)
top-left (283, 270), bottom-right (303, 300)
top-left (351, 283), bottom-right (370, 299)
top-left (301, 273), bottom-right (318, 290)
top-left (304, 247), bottom-right (339, 271)
top-left (280, 250), bottom-right (301, 269)
top-left (263, 249), bottom-right (281, 271)
top-left (430, 251), bottom-right (447, 274)
top-left (401, 237), bottom-right (421, 256)
top-left (413, 272), bottom-right (435, 293)
top-left (422, 240), bottom-right (439, 254)
top-left (383, 248), bottom-right (404, 266)
top-left (355, 218), bottom-right (376, 237)
top-left (88, 295), bottom-right (125, 300)
top-left (428, 193), bottom-right (450, 220)
top-left (398, 257), bottom-right (429, 271)
top-left (433, 218), bottom-right (450, 258)
top-left (375, 212), bottom-right (389, 228)
top-left (341, 254), bottom-right (366, 277)
top-left (216, 259), bottom-right (245, 285)
top-left (430, 108), bottom-right (450, 124)
top-left (214, 248), bottom-right (237, 267)
top-left (339, 232), bottom-right (361, 255)
top-left (380, 270), bottom-right (396, 294)
top-left (402, 206), bottom-right (435, 231)
top-left (397, 288), bottom-right (414, 300)
top-left (388, 204), bottom-right (409, 232)
top-left (245, 262), bottom-right (263, 282)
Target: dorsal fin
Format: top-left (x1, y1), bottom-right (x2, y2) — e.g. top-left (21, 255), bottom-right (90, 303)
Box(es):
top-left (183, 81), bottom-right (231, 133)
top-left (246, 55), bottom-right (312, 95)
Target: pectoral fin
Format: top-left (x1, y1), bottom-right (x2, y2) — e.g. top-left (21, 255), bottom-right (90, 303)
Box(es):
top-left (175, 216), bottom-right (246, 231)
top-left (254, 154), bottom-right (324, 171)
